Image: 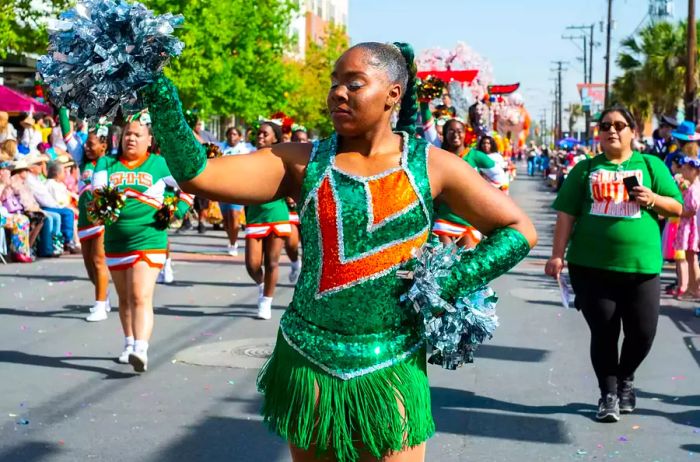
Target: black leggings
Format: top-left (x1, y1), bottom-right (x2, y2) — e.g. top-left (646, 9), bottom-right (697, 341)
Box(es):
top-left (568, 264), bottom-right (660, 396)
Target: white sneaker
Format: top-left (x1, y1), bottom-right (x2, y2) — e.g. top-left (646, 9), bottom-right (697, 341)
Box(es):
top-left (86, 307), bottom-right (108, 322)
top-left (227, 244), bottom-right (239, 257)
top-left (257, 299), bottom-right (272, 320)
top-left (90, 300), bottom-right (111, 313)
top-left (118, 345), bottom-right (134, 364)
top-left (128, 351), bottom-right (148, 372)
top-left (156, 269), bottom-right (165, 284)
top-left (163, 262), bottom-right (174, 284)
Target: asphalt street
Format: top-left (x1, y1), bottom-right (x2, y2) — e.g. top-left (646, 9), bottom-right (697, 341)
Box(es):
top-left (0, 166), bottom-right (698, 462)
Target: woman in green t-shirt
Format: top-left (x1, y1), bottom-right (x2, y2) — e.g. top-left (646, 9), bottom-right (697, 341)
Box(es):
top-left (545, 106), bottom-right (683, 423)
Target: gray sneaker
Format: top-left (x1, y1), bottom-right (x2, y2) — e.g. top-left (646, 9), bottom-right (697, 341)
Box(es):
top-left (596, 393), bottom-right (620, 422)
top-left (618, 380), bottom-right (636, 414)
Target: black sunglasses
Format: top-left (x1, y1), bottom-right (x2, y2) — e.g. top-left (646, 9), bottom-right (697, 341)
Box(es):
top-left (600, 121), bottom-right (629, 132)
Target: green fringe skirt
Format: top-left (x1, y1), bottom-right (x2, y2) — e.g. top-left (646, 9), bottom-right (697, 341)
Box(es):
top-left (257, 330), bottom-right (435, 462)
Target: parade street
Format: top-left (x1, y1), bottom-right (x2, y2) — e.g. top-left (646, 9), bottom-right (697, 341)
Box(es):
top-left (1, 169), bottom-right (698, 462)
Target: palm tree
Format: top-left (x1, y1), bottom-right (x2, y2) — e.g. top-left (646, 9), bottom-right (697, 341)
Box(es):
top-left (566, 103), bottom-right (584, 136)
top-left (614, 21), bottom-right (688, 118)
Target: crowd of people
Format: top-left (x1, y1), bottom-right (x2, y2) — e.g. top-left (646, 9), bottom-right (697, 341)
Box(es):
top-left (10, 14), bottom-right (698, 457)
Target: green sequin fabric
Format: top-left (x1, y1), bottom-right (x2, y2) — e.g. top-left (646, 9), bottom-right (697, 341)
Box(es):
top-left (279, 133), bottom-right (433, 380)
top-left (140, 75), bottom-right (207, 183)
top-left (440, 227), bottom-right (531, 300)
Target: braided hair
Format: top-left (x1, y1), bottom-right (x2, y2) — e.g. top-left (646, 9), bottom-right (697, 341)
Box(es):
top-left (350, 42), bottom-right (418, 135)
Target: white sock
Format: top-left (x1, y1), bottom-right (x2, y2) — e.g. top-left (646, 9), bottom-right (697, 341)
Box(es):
top-left (125, 336), bottom-right (135, 349)
top-left (257, 283), bottom-right (265, 299)
top-left (260, 296), bottom-right (273, 308)
top-left (134, 340), bottom-right (149, 354)
top-left (93, 300), bottom-right (107, 311)
top-left (165, 257), bottom-right (172, 268)
top-left (291, 260), bottom-right (301, 271)
top-left (232, 242), bottom-right (239, 250)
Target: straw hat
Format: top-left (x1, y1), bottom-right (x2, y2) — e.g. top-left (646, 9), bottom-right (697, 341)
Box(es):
top-left (10, 158), bottom-right (31, 172)
top-left (23, 152), bottom-right (46, 166)
top-left (58, 154), bottom-right (75, 167)
top-left (19, 113), bottom-right (36, 127)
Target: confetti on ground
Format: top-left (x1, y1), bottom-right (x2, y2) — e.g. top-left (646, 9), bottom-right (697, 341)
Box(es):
top-left (632, 425), bottom-right (640, 430)
top-left (58, 440), bottom-right (64, 445)
top-left (8, 413), bottom-right (17, 417)
top-left (16, 419), bottom-right (29, 425)
top-left (671, 375), bottom-right (686, 381)
top-left (618, 436), bottom-right (628, 442)
top-left (228, 380), bottom-right (235, 385)
top-left (171, 359), bottom-right (177, 363)
top-left (576, 449), bottom-right (587, 455)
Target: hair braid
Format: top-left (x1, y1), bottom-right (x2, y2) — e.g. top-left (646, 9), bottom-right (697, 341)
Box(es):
top-left (393, 42), bottom-right (418, 135)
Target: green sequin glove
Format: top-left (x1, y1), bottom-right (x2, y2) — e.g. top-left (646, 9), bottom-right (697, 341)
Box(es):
top-left (440, 227), bottom-right (531, 300)
top-left (140, 75), bottom-right (207, 183)
top-left (419, 101), bottom-right (432, 125)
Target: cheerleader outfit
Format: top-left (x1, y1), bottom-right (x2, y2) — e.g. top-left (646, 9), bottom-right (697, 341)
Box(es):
top-left (77, 160), bottom-right (104, 242)
top-left (92, 153), bottom-right (193, 270)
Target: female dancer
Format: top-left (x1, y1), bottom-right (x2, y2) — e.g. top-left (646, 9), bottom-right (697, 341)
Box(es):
top-left (433, 119), bottom-right (508, 247)
top-left (80, 126), bottom-right (112, 322)
top-left (142, 42), bottom-right (536, 461)
top-left (92, 114), bottom-right (185, 372)
top-left (244, 122), bottom-right (292, 319)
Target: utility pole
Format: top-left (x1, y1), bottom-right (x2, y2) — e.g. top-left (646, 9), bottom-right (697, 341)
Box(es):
top-left (552, 61), bottom-right (568, 141)
top-left (589, 24), bottom-right (594, 83)
top-left (604, 0), bottom-right (613, 106)
top-left (542, 109), bottom-right (548, 145)
top-left (686, 0), bottom-right (697, 122)
top-left (567, 24), bottom-right (598, 144)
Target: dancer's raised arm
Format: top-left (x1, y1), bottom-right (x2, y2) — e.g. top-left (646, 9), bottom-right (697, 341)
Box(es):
top-left (141, 76), bottom-right (311, 204)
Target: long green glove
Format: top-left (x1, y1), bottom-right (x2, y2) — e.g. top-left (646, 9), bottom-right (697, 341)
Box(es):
top-left (140, 75), bottom-right (207, 183)
top-left (419, 101), bottom-right (433, 126)
top-left (440, 227), bottom-right (531, 300)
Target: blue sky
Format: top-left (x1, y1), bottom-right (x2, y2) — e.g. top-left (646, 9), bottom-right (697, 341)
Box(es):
top-left (348, 0), bottom-right (694, 126)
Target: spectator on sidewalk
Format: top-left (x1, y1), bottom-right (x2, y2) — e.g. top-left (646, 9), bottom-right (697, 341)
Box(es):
top-left (24, 153), bottom-right (79, 255)
top-left (0, 112), bottom-right (17, 145)
top-left (545, 106), bottom-right (683, 423)
top-left (0, 161), bottom-right (33, 262)
top-left (5, 158), bottom-right (47, 257)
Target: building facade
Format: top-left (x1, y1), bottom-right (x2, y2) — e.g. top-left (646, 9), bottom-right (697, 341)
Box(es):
top-left (289, 0), bottom-right (349, 59)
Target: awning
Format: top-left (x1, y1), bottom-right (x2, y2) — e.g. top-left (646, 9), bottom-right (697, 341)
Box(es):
top-left (416, 70), bottom-right (479, 85)
top-left (0, 85), bottom-right (53, 114)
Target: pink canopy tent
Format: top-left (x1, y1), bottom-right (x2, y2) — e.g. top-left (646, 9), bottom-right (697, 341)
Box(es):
top-left (0, 85), bottom-right (53, 114)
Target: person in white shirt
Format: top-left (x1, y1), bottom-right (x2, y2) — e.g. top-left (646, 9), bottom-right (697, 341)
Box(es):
top-left (25, 154), bottom-right (78, 253)
top-left (18, 113), bottom-right (42, 157)
top-left (219, 127), bottom-right (252, 256)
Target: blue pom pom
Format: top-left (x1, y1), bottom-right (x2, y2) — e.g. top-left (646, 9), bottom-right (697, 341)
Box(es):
top-left (38, 0), bottom-right (184, 121)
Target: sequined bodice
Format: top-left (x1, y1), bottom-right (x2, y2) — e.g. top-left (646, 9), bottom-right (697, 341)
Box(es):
top-left (279, 133), bottom-right (433, 379)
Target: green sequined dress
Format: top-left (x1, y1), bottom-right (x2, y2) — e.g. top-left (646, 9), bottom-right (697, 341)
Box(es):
top-left (141, 76), bottom-right (530, 462)
top-left (257, 132), bottom-right (435, 461)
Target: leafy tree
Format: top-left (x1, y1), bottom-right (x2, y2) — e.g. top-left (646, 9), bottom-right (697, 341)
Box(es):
top-left (566, 103), bottom-right (584, 135)
top-left (143, 0), bottom-right (297, 121)
top-left (0, 0), bottom-right (70, 59)
top-left (286, 23), bottom-right (349, 136)
top-left (613, 21), bottom-right (691, 119)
